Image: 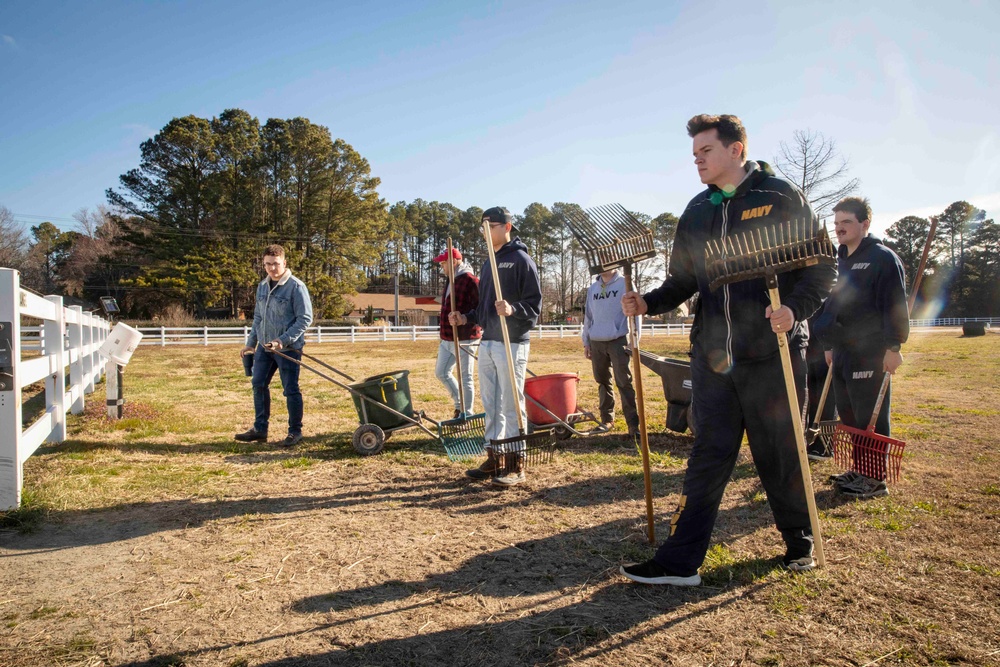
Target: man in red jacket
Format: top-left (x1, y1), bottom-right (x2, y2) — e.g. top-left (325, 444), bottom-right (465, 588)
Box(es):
top-left (433, 247), bottom-right (482, 418)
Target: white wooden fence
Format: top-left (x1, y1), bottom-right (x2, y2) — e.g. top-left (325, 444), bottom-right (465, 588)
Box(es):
top-left (132, 322), bottom-right (694, 346)
top-left (0, 268), bottom-right (110, 510)
top-left (129, 318), bottom-right (997, 347)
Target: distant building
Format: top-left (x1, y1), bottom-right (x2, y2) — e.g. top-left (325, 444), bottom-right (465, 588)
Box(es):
top-left (347, 293), bottom-right (442, 326)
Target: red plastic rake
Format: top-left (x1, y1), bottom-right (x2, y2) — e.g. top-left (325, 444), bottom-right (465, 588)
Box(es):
top-left (831, 373), bottom-right (906, 483)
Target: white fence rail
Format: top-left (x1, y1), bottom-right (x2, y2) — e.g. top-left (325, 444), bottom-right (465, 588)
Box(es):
top-left (130, 323), bottom-right (694, 346)
top-left (1, 268), bottom-right (110, 510)
top-left (106, 317), bottom-right (997, 347)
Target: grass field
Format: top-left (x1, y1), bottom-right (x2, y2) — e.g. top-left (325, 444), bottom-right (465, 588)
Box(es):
top-left (1, 330), bottom-right (998, 666)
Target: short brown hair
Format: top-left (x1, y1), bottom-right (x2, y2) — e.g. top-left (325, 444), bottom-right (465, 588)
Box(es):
top-left (687, 114), bottom-right (747, 160)
top-left (833, 197), bottom-right (871, 223)
top-left (263, 244), bottom-right (286, 258)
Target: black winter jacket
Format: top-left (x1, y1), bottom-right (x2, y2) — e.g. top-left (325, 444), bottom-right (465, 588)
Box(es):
top-left (468, 238), bottom-right (542, 344)
top-left (812, 236), bottom-right (909, 353)
top-left (643, 161), bottom-right (835, 369)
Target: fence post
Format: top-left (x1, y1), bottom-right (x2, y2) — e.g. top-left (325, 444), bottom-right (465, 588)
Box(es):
top-left (203, 325), bottom-right (209, 346)
top-left (44, 295), bottom-right (67, 443)
top-left (0, 269), bottom-right (23, 509)
top-left (351, 326), bottom-right (356, 343)
top-left (68, 305), bottom-right (85, 414)
top-left (411, 325), bottom-right (416, 342)
top-left (81, 309), bottom-right (95, 394)
top-left (160, 326), bottom-right (166, 347)
top-left (317, 325), bottom-right (322, 344)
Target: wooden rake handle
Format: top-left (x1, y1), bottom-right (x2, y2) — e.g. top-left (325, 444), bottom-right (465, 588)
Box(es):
top-left (766, 271), bottom-right (826, 568)
top-left (481, 221), bottom-right (525, 435)
top-left (865, 372), bottom-right (892, 434)
top-left (623, 264), bottom-right (656, 545)
top-left (809, 364), bottom-right (834, 431)
top-left (446, 237), bottom-right (465, 416)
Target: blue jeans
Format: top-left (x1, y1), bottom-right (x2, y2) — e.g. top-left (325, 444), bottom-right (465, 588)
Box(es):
top-left (435, 339), bottom-right (478, 413)
top-left (252, 347), bottom-right (303, 436)
top-left (478, 339), bottom-right (529, 450)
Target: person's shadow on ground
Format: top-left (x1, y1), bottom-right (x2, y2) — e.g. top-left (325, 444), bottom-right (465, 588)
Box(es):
top-left (110, 516), bottom-right (788, 667)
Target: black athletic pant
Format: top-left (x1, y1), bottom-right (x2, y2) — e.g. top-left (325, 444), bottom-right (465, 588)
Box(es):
top-left (653, 345), bottom-right (811, 575)
top-left (806, 338), bottom-right (837, 424)
top-left (831, 346), bottom-right (892, 479)
top-left (589, 336), bottom-right (639, 431)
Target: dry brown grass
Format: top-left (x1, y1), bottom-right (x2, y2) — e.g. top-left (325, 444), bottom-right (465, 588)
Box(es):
top-left (1, 330), bottom-right (998, 666)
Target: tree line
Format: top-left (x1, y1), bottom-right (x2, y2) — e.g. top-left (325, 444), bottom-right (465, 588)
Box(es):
top-left (0, 110), bottom-right (997, 320)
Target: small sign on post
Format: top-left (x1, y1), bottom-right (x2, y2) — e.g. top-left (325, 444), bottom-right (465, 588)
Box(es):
top-left (97, 306), bottom-right (143, 419)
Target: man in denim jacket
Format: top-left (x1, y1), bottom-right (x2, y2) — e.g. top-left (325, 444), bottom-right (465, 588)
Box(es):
top-left (237, 244), bottom-right (314, 448)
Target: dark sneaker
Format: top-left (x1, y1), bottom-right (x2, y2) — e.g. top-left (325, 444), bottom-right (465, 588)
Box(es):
top-left (465, 449), bottom-right (500, 480)
top-left (591, 422), bottom-right (612, 434)
top-left (491, 470), bottom-right (526, 486)
top-left (829, 470), bottom-right (861, 487)
top-left (620, 559), bottom-right (701, 586)
top-left (277, 433), bottom-right (302, 448)
top-left (453, 409), bottom-right (461, 419)
top-left (782, 528), bottom-right (815, 572)
top-left (840, 475), bottom-right (889, 499)
top-left (491, 453), bottom-right (525, 487)
top-left (235, 428), bottom-right (267, 442)
top-left (807, 439), bottom-right (833, 461)
top-left (783, 554), bottom-right (816, 572)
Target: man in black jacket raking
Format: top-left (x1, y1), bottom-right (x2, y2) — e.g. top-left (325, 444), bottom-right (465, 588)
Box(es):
top-left (620, 114), bottom-right (835, 585)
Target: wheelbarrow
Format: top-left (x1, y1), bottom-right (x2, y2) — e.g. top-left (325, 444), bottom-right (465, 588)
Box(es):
top-left (638, 350), bottom-right (695, 435)
top-left (265, 348), bottom-right (486, 459)
top-left (524, 371), bottom-right (600, 439)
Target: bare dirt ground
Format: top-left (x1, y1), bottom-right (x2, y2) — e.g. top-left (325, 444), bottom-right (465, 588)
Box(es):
top-left (1, 331), bottom-right (998, 667)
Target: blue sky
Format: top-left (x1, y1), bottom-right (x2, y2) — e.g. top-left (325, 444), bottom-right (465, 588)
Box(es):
top-left (1, 0), bottom-right (997, 239)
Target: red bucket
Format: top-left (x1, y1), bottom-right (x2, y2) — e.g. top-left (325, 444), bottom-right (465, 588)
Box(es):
top-left (524, 373), bottom-right (579, 425)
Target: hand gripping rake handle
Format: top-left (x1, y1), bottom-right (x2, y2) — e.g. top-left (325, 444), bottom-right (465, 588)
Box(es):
top-left (446, 237), bottom-right (466, 416)
top-left (622, 262), bottom-right (657, 545)
top-left (481, 221), bottom-right (526, 435)
top-left (766, 269), bottom-right (826, 568)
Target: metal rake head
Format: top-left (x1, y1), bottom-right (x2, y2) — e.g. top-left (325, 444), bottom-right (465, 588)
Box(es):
top-left (705, 218), bottom-right (835, 291)
top-left (565, 203), bottom-right (656, 274)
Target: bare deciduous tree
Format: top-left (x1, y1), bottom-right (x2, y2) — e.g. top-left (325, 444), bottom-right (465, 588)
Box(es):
top-left (773, 129), bottom-right (860, 218)
top-left (0, 204), bottom-right (28, 269)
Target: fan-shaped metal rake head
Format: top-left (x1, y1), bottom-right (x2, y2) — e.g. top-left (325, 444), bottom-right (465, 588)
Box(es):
top-left (565, 203), bottom-right (656, 274)
top-left (705, 219), bottom-right (835, 291)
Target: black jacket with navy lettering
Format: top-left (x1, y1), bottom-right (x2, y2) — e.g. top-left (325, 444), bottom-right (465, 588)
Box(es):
top-left (467, 237), bottom-right (542, 344)
top-left (812, 236), bottom-right (909, 353)
top-left (642, 161), bottom-right (835, 368)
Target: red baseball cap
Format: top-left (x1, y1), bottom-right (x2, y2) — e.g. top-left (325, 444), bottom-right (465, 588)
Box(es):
top-left (432, 248), bottom-right (462, 262)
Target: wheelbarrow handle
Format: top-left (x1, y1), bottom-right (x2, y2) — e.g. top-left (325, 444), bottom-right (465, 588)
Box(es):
top-left (266, 347), bottom-right (438, 440)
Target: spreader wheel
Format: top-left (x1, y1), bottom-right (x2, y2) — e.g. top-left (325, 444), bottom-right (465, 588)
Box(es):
top-left (352, 424), bottom-right (386, 456)
top-left (552, 425), bottom-right (574, 441)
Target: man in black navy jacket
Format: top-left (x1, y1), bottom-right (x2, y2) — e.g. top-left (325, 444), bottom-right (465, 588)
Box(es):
top-left (450, 206), bottom-right (542, 487)
top-left (813, 196), bottom-right (909, 499)
top-left (620, 114), bottom-right (835, 585)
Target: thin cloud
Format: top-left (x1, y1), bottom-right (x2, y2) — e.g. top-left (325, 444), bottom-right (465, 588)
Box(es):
top-left (2, 35), bottom-right (16, 49)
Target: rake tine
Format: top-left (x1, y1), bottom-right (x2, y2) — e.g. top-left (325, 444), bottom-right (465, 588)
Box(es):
top-left (780, 222), bottom-right (787, 263)
top-left (738, 232), bottom-right (751, 273)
